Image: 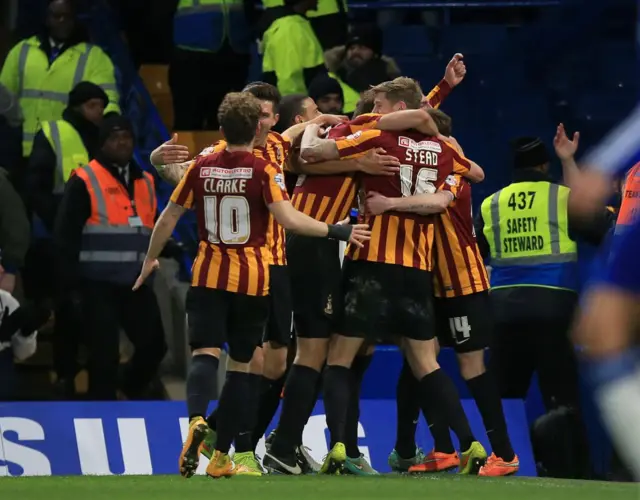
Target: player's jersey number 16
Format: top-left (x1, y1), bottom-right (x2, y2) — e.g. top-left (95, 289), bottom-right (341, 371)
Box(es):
top-left (204, 195), bottom-right (251, 245)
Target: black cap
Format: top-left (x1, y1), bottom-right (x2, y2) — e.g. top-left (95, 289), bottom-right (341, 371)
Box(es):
top-left (68, 81), bottom-right (108, 108)
top-left (308, 74), bottom-right (344, 103)
top-left (346, 25), bottom-right (382, 57)
top-left (512, 136), bottom-right (550, 169)
top-left (98, 114), bottom-right (133, 146)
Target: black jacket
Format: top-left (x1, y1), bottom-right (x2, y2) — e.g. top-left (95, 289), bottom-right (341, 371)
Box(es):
top-left (26, 108), bottom-right (100, 232)
top-left (53, 153), bottom-right (149, 294)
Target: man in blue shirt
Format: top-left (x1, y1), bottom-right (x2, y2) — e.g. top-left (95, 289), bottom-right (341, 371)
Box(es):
top-left (570, 106), bottom-right (640, 480)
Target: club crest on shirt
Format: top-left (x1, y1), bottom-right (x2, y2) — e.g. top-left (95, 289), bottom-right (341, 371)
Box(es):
top-left (324, 294), bottom-right (333, 316)
top-left (346, 131), bottom-right (362, 141)
top-left (275, 146), bottom-right (282, 164)
top-left (445, 175), bottom-right (458, 186)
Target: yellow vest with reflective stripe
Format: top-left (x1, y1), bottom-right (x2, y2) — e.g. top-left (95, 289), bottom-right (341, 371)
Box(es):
top-left (480, 181), bottom-right (578, 291)
top-left (262, 15), bottom-right (324, 96)
top-left (40, 120), bottom-right (89, 194)
top-left (261, 0), bottom-right (347, 17)
top-left (328, 72), bottom-right (359, 114)
top-left (0, 37), bottom-right (120, 156)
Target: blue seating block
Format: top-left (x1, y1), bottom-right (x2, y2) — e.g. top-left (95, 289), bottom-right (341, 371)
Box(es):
top-left (440, 24), bottom-right (509, 56)
top-left (383, 25), bottom-right (433, 57)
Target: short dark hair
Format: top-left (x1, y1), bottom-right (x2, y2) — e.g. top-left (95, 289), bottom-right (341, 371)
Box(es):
top-left (353, 90), bottom-right (375, 118)
top-left (242, 82), bottom-right (282, 114)
top-left (217, 92), bottom-right (261, 146)
top-left (273, 94), bottom-right (308, 133)
top-left (370, 77), bottom-right (423, 110)
top-left (427, 108), bottom-right (452, 137)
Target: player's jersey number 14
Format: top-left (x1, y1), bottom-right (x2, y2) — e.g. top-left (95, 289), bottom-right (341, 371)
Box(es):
top-left (204, 195), bottom-right (251, 244)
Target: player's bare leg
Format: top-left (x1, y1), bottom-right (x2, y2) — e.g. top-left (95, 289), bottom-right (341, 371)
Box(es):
top-left (574, 286), bottom-right (640, 479)
top-left (180, 347), bottom-right (220, 478)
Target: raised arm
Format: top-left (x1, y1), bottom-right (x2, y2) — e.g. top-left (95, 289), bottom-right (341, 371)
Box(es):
top-left (149, 133), bottom-right (192, 186)
top-left (554, 123), bottom-right (581, 186)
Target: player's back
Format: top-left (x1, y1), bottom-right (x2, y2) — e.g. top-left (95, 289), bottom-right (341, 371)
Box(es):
top-left (343, 129), bottom-right (462, 271)
top-left (177, 150), bottom-right (287, 296)
top-left (292, 123), bottom-right (358, 224)
top-left (434, 175), bottom-right (489, 297)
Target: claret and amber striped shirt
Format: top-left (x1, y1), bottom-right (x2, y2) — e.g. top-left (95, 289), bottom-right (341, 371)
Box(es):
top-left (433, 174), bottom-right (489, 297)
top-left (334, 128), bottom-right (471, 271)
top-left (289, 79), bottom-right (451, 225)
top-left (171, 150), bottom-right (289, 296)
top-left (202, 132), bottom-right (292, 266)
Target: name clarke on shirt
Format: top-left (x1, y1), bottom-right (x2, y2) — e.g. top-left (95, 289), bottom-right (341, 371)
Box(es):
top-left (200, 166), bottom-right (254, 194)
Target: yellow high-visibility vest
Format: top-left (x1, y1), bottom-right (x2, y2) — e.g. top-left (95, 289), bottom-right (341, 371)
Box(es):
top-left (0, 37), bottom-right (120, 156)
top-left (480, 181), bottom-right (578, 291)
top-left (40, 120), bottom-right (89, 194)
top-left (328, 72), bottom-right (359, 114)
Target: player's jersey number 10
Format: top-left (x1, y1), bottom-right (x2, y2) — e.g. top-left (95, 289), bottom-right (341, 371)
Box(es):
top-left (204, 195), bottom-right (251, 245)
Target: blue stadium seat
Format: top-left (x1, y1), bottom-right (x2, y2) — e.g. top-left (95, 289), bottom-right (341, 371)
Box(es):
top-left (382, 25), bottom-right (434, 57)
top-left (439, 24), bottom-right (509, 56)
top-left (396, 57), bottom-right (443, 90)
top-left (247, 42), bottom-right (262, 84)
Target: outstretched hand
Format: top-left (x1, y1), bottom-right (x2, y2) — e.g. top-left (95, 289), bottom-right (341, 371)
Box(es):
top-left (132, 258), bottom-right (160, 291)
top-left (150, 133), bottom-right (190, 166)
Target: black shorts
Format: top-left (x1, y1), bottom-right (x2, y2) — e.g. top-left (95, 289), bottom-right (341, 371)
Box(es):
top-left (435, 290), bottom-right (492, 354)
top-left (186, 286), bottom-right (269, 363)
top-left (287, 235), bottom-right (342, 339)
top-left (264, 265), bottom-right (293, 346)
top-left (337, 260), bottom-right (435, 341)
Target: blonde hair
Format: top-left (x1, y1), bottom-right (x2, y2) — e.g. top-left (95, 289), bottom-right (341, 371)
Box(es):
top-left (370, 77), bottom-right (423, 110)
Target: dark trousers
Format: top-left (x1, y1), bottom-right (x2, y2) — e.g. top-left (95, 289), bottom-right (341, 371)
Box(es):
top-left (168, 45), bottom-right (250, 130)
top-left (491, 313), bottom-right (581, 411)
top-left (82, 281), bottom-right (167, 400)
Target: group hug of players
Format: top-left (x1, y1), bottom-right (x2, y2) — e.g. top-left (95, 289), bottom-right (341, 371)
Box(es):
top-left (139, 54), bottom-right (520, 479)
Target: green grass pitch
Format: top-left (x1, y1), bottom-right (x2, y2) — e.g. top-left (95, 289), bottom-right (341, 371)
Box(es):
top-left (1, 475), bottom-right (637, 500)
